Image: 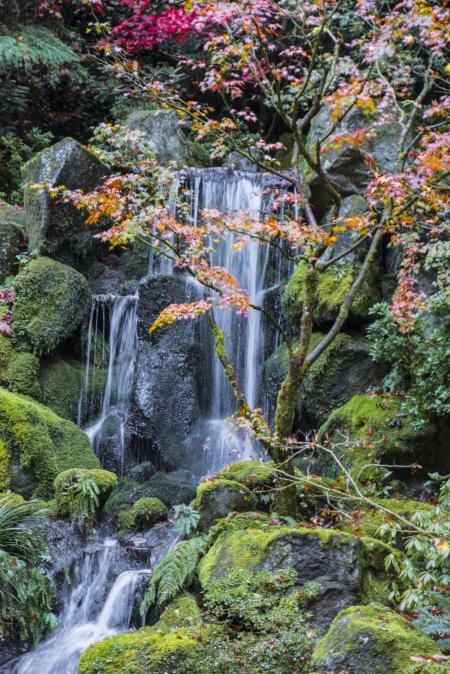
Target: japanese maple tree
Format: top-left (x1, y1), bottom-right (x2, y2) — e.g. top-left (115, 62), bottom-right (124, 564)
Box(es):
top-left (57, 0), bottom-right (449, 513)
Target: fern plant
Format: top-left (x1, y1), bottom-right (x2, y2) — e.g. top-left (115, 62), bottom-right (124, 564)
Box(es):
top-left (140, 535), bottom-right (207, 616)
top-left (0, 27), bottom-right (79, 73)
top-left (0, 496), bottom-right (48, 562)
top-left (413, 592), bottom-right (450, 653)
top-left (173, 504), bottom-right (200, 536)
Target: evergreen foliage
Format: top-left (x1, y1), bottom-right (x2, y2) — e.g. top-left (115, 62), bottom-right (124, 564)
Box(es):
top-left (0, 27), bottom-right (78, 73)
top-left (140, 535), bottom-right (207, 614)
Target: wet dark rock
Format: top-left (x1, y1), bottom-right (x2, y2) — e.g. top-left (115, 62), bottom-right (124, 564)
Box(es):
top-left (128, 275), bottom-right (213, 471)
top-left (22, 137), bottom-right (108, 262)
top-left (129, 461), bottom-right (157, 483)
top-left (307, 106), bottom-right (409, 209)
top-left (105, 471), bottom-right (197, 514)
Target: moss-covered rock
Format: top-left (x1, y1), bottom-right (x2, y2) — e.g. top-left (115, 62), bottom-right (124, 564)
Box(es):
top-left (0, 387), bottom-right (98, 497)
top-left (311, 603), bottom-right (441, 674)
top-left (158, 593), bottom-right (203, 631)
top-left (77, 624), bottom-right (217, 674)
top-left (282, 259), bottom-right (380, 328)
top-left (22, 137), bottom-right (107, 261)
top-left (39, 356), bottom-right (105, 422)
top-left (0, 203), bottom-right (24, 282)
top-left (336, 497), bottom-right (433, 540)
top-left (217, 460), bottom-right (274, 489)
top-left (192, 479), bottom-right (257, 531)
top-left (0, 491), bottom-right (25, 506)
top-left (199, 522), bottom-right (391, 628)
top-left (13, 257), bottom-right (91, 356)
top-left (54, 468), bottom-right (117, 518)
top-left (0, 339), bottom-right (41, 398)
top-left (2, 352), bottom-right (41, 398)
top-left (264, 332), bottom-right (384, 430)
top-left (317, 394), bottom-right (447, 477)
top-left (117, 496), bottom-right (168, 532)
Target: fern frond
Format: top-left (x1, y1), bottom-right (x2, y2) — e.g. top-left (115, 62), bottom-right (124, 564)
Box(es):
top-left (140, 535), bottom-right (207, 616)
top-left (0, 27), bottom-right (79, 72)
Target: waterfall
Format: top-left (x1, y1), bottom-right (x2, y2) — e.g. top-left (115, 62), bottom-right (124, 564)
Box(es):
top-left (78, 294), bottom-right (138, 474)
top-left (185, 168), bottom-right (288, 475)
top-left (4, 538), bottom-right (150, 674)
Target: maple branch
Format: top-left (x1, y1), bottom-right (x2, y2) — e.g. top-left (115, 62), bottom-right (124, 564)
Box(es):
top-left (306, 227), bottom-right (383, 365)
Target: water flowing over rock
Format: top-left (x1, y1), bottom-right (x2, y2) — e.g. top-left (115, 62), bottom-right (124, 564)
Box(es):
top-left (78, 294), bottom-right (138, 474)
top-left (3, 527), bottom-right (177, 674)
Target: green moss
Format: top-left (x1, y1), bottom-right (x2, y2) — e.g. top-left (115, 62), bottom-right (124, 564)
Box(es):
top-left (0, 387), bottom-right (98, 497)
top-left (311, 603), bottom-right (440, 674)
top-left (0, 335), bottom-right (14, 369)
top-left (0, 204), bottom-right (24, 282)
top-left (12, 256), bottom-right (91, 355)
top-left (282, 259), bottom-right (378, 328)
top-left (0, 440), bottom-right (9, 492)
top-left (217, 460), bottom-right (274, 489)
top-left (192, 479), bottom-right (258, 531)
top-left (38, 357), bottom-right (105, 422)
top-left (317, 394), bottom-right (432, 478)
top-left (78, 625), bottom-right (216, 674)
top-left (117, 497), bottom-right (168, 533)
top-left (0, 490), bottom-right (24, 506)
top-left (157, 593), bottom-right (203, 631)
top-left (199, 524), bottom-right (352, 587)
top-left (2, 352), bottom-right (41, 398)
top-left (54, 468), bottom-right (117, 518)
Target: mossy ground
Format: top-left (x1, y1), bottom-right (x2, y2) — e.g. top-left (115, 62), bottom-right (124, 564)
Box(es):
top-left (0, 387), bottom-right (98, 497)
top-left (311, 603), bottom-right (441, 674)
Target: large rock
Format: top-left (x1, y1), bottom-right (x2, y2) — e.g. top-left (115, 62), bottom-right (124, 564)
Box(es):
top-left (105, 470), bottom-right (197, 513)
top-left (264, 333), bottom-right (385, 430)
top-left (12, 257), bottom-right (91, 355)
top-left (318, 393), bottom-right (450, 477)
top-left (22, 138), bottom-right (107, 261)
top-left (198, 522), bottom-right (390, 630)
top-left (126, 110), bottom-right (188, 165)
top-left (311, 603), bottom-right (440, 674)
top-left (282, 259), bottom-right (381, 328)
top-left (0, 387), bottom-right (99, 497)
top-left (192, 478), bottom-right (258, 531)
top-left (0, 203), bottom-right (24, 282)
top-left (128, 275), bottom-right (212, 471)
top-left (307, 106), bottom-right (408, 205)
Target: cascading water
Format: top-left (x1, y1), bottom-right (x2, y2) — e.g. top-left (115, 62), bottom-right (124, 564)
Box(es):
top-left (78, 294), bottom-right (138, 474)
top-left (185, 168), bottom-right (290, 475)
top-left (5, 538), bottom-right (149, 674)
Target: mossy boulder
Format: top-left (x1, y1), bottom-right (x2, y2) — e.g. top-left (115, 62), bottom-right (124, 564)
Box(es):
top-left (158, 593), bottom-right (203, 631)
top-left (317, 394), bottom-right (449, 477)
top-left (39, 356), bottom-right (105, 422)
top-left (117, 497), bottom-right (168, 533)
top-left (12, 257), bottom-right (91, 356)
top-left (192, 479), bottom-right (258, 531)
top-left (282, 259), bottom-right (380, 328)
top-left (0, 387), bottom-right (99, 497)
top-left (22, 137), bottom-right (107, 261)
top-left (78, 624), bottom-right (218, 674)
top-left (311, 603), bottom-right (441, 674)
top-left (0, 345), bottom-right (41, 398)
top-left (217, 460), bottom-right (274, 489)
top-left (105, 471), bottom-right (197, 515)
top-left (54, 468), bottom-right (117, 518)
top-left (0, 203), bottom-right (24, 282)
top-left (199, 522), bottom-right (391, 629)
top-left (264, 332), bottom-right (384, 430)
